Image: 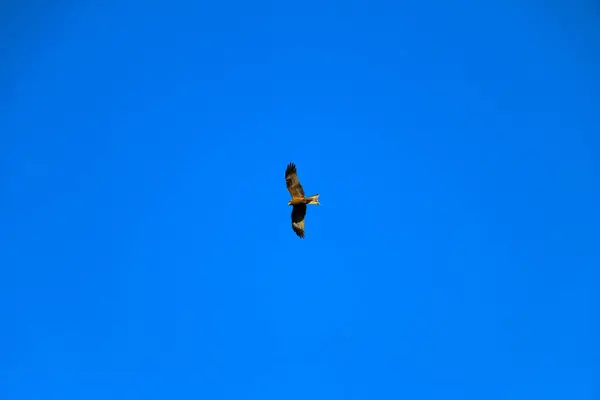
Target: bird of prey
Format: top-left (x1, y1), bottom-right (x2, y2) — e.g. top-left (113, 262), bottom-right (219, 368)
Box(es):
top-left (285, 162), bottom-right (320, 238)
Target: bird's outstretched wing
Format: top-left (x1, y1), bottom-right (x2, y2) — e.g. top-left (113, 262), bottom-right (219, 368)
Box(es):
top-left (291, 204), bottom-right (306, 238)
top-left (285, 162), bottom-right (305, 199)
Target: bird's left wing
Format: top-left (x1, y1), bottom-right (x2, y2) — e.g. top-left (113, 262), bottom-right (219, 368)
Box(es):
top-left (285, 162), bottom-right (305, 199)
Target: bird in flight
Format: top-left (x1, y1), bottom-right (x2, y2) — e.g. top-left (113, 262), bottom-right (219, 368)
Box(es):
top-left (285, 162), bottom-right (320, 238)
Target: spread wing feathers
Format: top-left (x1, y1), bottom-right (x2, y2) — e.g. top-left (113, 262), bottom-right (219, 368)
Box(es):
top-left (285, 162), bottom-right (305, 199)
top-left (291, 204), bottom-right (307, 238)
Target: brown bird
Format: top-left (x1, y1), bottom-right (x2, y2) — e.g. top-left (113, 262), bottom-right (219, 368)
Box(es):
top-left (285, 162), bottom-right (320, 238)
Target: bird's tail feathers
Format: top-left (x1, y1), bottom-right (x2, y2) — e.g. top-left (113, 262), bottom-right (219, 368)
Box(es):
top-left (306, 194), bottom-right (320, 205)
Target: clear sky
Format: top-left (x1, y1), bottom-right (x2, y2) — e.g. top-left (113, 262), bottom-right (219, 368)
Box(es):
top-left (1, 1), bottom-right (598, 399)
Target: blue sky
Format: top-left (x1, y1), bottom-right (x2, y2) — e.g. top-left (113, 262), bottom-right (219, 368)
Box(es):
top-left (1, 1), bottom-right (598, 399)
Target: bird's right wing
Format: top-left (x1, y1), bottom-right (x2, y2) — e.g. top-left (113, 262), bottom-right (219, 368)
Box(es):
top-left (291, 204), bottom-right (306, 238)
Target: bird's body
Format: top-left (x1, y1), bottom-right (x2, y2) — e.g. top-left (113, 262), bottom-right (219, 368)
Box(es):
top-left (285, 162), bottom-right (320, 238)
top-left (288, 196), bottom-right (320, 206)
